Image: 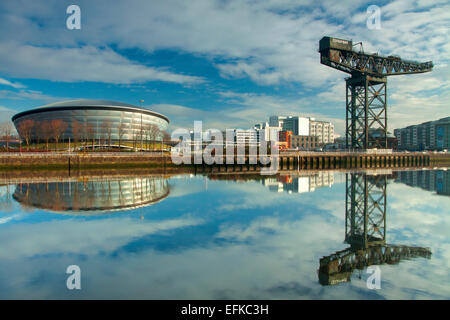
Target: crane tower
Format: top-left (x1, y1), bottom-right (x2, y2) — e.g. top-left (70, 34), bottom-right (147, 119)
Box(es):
top-left (318, 172), bottom-right (432, 286)
top-left (319, 36), bottom-right (433, 149)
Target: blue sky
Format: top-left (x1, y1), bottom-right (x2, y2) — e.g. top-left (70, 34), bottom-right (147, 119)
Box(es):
top-left (0, 0), bottom-right (449, 135)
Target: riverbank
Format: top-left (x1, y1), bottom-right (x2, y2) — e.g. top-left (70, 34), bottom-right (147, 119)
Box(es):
top-left (1, 166), bottom-right (447, 186)
top-left (0, 151), bottom-right (448, 171)
top-left (0, 152), bottom-right (177, 170)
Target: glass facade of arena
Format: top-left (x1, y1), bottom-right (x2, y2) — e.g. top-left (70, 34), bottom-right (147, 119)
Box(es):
top-left (11, 100), bottom-right (169, 144)
top-left (13, 176), bottom-right (169, 213)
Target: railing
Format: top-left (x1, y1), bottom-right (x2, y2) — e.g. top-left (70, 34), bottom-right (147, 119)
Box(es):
top-left (0, 151), bottom-right (169, 157)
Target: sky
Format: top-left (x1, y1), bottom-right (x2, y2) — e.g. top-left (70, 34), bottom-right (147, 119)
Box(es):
top-left (0, 0), bottom-right (449, 135)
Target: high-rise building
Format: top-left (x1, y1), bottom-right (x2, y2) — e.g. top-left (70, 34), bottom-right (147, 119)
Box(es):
top-left (268, 115), bottom-right (334, 145)
top-left (394, 117), bottom-right (450, 151)
top-left (309, 119), bottom-right (334, 144)
top-left (282, 116), bottom-right (310, 136)
top-left (233, 129), bottom-right (258, 145)
top-left (269, 116), bottom-right (287, 128)
top-left (254, 122), bottom-right (281, 142)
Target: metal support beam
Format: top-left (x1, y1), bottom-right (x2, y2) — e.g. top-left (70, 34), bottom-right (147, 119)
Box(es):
top-left (345, 172), bottom-right (387, 248)
top-left (346, 75), bottom-right (387, 149)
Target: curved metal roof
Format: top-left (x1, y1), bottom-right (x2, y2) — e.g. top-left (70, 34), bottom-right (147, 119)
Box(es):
top-left (12, 99), bottom-right (169, 123)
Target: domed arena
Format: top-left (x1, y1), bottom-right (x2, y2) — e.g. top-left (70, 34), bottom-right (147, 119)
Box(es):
top-left (11, 99), bottom-right (169, 150)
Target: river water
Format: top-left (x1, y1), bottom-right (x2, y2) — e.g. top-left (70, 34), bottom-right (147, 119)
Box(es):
top-left (0, 168), bottom-right (449, 299)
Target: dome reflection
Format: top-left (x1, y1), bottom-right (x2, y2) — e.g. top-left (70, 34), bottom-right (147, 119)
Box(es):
top-left (13, 176), bottom-right (169, 214)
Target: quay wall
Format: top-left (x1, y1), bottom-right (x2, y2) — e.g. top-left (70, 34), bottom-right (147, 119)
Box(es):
top-left (0, 151), bottom-right (447, 171)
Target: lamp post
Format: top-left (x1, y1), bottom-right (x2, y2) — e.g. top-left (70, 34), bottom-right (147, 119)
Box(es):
top-left (139, 100), bottom-right (144, 152)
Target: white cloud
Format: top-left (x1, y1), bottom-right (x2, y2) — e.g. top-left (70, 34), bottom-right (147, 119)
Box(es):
top-left (149, 90), bottom-right (347, 134)
top-left (2, 0), bottom-right (448, 87)
top-left (0, 89), bottom-right (67, 102)
top-left (0, 215), bottom-right (203, 259)
top-left (0, 0), bottom-right (448, 130)
top-left (0, 42), bottom-right (204, 85)
top-left (0, 78), bottom-right (25, 89)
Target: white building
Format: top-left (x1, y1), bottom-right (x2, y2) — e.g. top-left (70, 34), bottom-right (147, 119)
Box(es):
top-left (268, 115), bottom-right (334, 144)
top-left (269, 116), bottom-right (287, 128)
top-left (254, 122), bottom-right (281, 142)
top-left (309, 119), bottom-right (334, 144)
top-left (282, 116), bottom-right (310, 136)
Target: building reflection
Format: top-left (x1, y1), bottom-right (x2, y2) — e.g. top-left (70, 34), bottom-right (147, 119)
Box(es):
top-left (395, 169), bottom-right (449, 196)
top-left (13, 176), bottom-right (169, 214)
top-left (0, 185), bottom-right (14, 213)
top-left (262, 171), bottom-right (334, 193)
top-left (318, 171), bottom-right (432, 286)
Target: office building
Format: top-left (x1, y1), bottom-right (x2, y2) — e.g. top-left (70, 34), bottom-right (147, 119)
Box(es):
top-left (309, 119), bottom-right (334, 144)
top-left (268, 115), bottom-right (334, 145)
top-left (394, 117), bottom-right (450, 150)
top-left (290, 135), bottom-right (319, 150)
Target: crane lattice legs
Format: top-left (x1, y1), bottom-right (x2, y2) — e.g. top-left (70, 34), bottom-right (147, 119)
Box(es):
top-left (346, 75), bottom-right (388, 149)
top-left (345, 173), bottom-right (387, 249)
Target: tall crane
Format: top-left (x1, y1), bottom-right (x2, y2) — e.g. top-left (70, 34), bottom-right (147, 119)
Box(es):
top-left (318, 172), bottom-right (432, 286)
top-left (319, 36), bottom-right (433, 149)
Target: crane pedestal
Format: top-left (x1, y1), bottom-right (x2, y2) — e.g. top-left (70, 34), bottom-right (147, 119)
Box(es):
top-left (346, 75), bottom-right (387, 149)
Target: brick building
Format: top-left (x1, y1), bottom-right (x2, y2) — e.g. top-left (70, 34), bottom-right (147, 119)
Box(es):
top-left (290, 135), bottom-right (319, 150)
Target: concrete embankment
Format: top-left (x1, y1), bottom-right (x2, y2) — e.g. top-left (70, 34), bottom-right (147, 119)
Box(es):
top-left (0, 152), bottom-right (176, 170)
top-left (0, 151), bottom-right (448, 171)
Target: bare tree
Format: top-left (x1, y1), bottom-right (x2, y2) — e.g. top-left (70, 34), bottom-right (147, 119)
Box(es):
top-left (0, 121), bottom-right (13, 152)
top-left (162, 130), bottom-right (171, 151)
top-left (101, 119), bottom-right (113, 150)
top-left (17, 119), bottom-right (34, 151)
top-left (143, 123), bottom-right (151, 151)
top-left (118, 120), bottom-right (127, 151)
top-left (38, 120), bottom-right (53, 152)
top-left (132, 129), bottom-right (140, 150)
top-left (86, 123), bottom-right (95, 150)
top-left (71, 119), bottom-right (82, 150)
top-left (50, 119), bottom-right (68, 151)
top-left (149, 124), bottom-right (160, 151)
top-left (81, 120), bottom-right (89, 151)
top-left (131, 118), bottom-right (140, 150)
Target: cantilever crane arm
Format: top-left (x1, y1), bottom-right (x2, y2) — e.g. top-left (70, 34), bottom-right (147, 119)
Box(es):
top-left (318, 244), bottom-right (432, 285)
top-left (320, 48), bottom-right (433, 77)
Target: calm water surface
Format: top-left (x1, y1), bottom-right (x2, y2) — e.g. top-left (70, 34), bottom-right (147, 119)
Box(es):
top-left (0, 169), bottom-right (449, 299)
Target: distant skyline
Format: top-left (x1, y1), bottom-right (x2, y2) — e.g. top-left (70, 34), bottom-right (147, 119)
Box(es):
top-left (0, 0), bottom-right (449, 135)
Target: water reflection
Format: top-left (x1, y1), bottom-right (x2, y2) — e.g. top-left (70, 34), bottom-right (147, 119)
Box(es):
top-left (12, 176), bottom-right (169, 213)
top-left (318, 171), bottom-right (432, 286)
top-left (262, 171), bottom-right (334, 193)
top-left (0, 185), bottom-right (14, 213)
top-left (0, 169), bottom-right (448, 299)
top-left (395, 169), bottom-right (450, 196)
